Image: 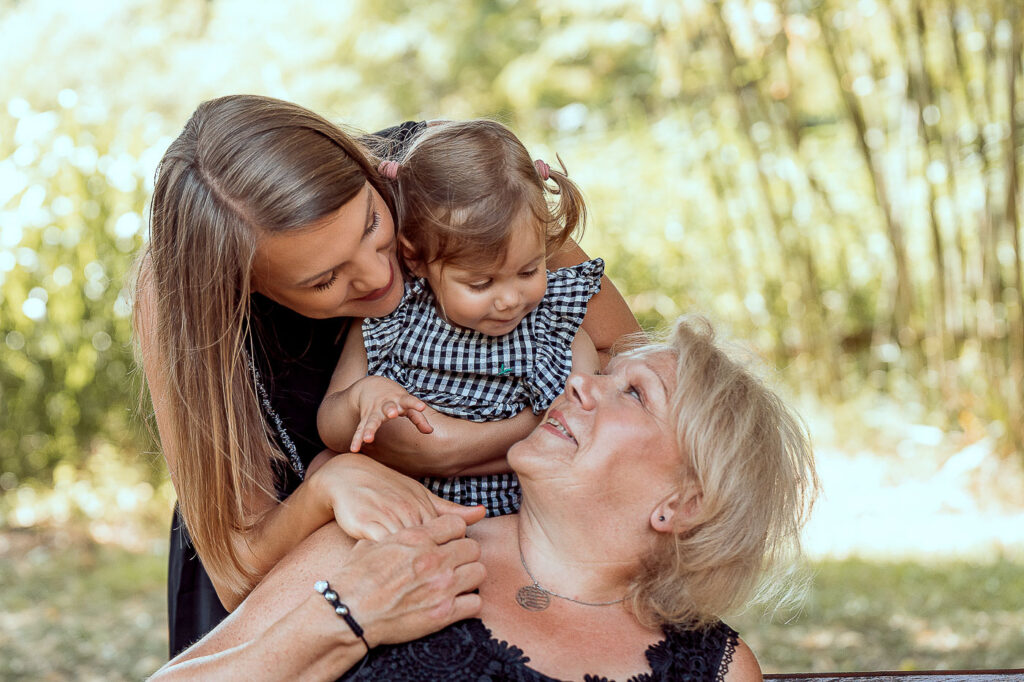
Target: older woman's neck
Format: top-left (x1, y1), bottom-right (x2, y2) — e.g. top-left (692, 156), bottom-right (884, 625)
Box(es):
top-left (516, 500), bottom-right (648, 600)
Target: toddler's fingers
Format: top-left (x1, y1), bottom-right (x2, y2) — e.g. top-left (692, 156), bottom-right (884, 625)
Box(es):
top-left (407, 410), bottom-right (433, 434)
top-left (350, 426), bottom-right (366, 453)
top-left (397, 395), bottom-right (428, 412)
top-left (361, 413), bottom-right (388, 444)
top-left (381, 400), bottom-right (400, 419)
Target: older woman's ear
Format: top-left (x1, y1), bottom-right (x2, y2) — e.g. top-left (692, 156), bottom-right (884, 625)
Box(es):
top-left (650, 484), bottom-right (703, 533)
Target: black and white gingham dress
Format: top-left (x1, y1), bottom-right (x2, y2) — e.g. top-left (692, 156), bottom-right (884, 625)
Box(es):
top-left (363, 258), bottom-right (604, 516)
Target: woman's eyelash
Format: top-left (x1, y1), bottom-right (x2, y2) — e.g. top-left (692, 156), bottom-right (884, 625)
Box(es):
top-left (366, 211), bottom-right (381, 235)
top-left (313, 272), bottom-right (339, 292)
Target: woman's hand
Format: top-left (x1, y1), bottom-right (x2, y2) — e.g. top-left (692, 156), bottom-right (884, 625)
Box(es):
top-left (348, 376), bottom-right (433, 452)
top-left (337, 514), bottom-right (486, 647)
top-left (310, 452), bottom-right (484, 541)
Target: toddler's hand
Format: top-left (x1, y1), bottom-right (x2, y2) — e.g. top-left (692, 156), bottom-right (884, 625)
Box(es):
top-left (350, 376), bottom-right (433, 452)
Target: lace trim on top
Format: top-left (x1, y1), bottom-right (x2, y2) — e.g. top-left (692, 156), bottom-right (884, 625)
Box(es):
top-left (345, 617), bottom-right (738, 681)
top-left (249, 358), bottom-right (304, 480)
top-left (715, 628), bottom-right (739, 682)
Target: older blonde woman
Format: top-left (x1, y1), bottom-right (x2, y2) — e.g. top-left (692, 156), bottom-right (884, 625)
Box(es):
top-left (152, 316), bottom-right (818, 681)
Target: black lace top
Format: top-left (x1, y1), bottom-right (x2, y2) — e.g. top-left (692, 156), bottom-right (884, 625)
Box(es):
top-left (340, 618), bottom-right (738, 682)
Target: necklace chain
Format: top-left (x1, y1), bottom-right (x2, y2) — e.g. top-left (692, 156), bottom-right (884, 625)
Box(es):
top-left (515, 536), bottom-right (625, 610)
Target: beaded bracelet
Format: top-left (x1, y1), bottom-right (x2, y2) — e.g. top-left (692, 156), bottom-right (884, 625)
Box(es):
top-left (314, 580), bottom-right (371, 672)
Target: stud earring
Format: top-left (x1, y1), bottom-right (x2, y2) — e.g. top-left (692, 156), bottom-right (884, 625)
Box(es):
top-left (658, 515), bottom-right (665, 522)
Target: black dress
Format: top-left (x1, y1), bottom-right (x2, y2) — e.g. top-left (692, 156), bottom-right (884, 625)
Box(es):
top-left (339, 618), bottom-right (739, 681)
top-left (165, 121), bottom-right (426, 657)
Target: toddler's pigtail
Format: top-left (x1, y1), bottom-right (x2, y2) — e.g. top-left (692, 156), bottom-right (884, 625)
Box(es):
top-left (538, 153), bottom-right (587, 253)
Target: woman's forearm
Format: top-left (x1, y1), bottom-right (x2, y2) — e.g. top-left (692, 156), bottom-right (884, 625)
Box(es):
top-left (151, 595), bottom-right (365, 681)
top-left (152, 518), bottom-right (486, 681)
top-left (363, 408), bottom-right (540, 477)
top-left (216, 465), bottom-right (336, 610)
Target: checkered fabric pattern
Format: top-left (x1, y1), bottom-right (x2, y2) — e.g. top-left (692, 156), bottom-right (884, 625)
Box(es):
top-left (363, 258), bottom-right (603, 517)
top-left (363, 258), bottom-right (604, 422)
top-left (421, 473), bottom-right (522, 517)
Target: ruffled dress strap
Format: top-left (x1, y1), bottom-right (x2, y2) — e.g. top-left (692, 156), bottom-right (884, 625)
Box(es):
top-left (523, 257), bottom-right (604, 413)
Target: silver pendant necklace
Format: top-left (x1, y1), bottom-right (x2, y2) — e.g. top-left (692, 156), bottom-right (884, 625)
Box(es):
top-left (515, 535), bottom-right (626, 612)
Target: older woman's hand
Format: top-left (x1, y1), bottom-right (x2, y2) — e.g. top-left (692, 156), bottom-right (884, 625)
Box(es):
top-left (310, 452), bottom-right (486, 541)
top-left (338, 514), bottom-right (487, 647)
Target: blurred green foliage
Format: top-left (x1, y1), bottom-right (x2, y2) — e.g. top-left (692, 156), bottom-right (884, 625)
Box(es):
top-left (1, 0), bottom-right (1022, 489)
top-left (0, 100), bottom-right (152, 486)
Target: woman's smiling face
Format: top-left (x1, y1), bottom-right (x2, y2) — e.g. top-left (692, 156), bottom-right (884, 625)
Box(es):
top-left (250, 183), bottom-right (404, 319)
top-left (510, 349), bottom-right (684, 505)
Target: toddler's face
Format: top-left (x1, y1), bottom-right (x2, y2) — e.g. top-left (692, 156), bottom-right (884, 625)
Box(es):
top-left (425, 224), bottom-right (548, 336)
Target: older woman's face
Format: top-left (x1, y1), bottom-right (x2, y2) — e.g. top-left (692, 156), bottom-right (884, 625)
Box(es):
top-left (251, 183), bottom-right (404, 319)
top-left (510, 349), bottom-right (683, 506)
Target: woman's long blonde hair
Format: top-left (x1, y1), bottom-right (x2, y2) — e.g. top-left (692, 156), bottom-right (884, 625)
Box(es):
top-left (135, 95), bottom-right (387, 594)
top-left (628, 316), bottom-right (820, 628)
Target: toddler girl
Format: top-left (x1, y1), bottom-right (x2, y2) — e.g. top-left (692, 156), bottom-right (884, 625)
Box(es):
top-left (318, 120), bottom-right (603, 516)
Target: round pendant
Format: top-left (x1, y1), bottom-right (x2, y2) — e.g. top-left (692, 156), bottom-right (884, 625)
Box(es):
top-left (516, 584), bottom-right (550, 611)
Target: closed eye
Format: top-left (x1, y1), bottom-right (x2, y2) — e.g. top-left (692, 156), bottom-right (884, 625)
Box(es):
top-left (313, 271), bottom-right (339, 292)
top-left (365, 211), bottom-right (381, 236)
top-left (519, 267), bottom-right (539, 278)
top-left (468, 280), bottom-right (492, 291)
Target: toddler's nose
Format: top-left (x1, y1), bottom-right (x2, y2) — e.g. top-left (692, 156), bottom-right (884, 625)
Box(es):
top-left (495, 289), bottom-right (521, 311)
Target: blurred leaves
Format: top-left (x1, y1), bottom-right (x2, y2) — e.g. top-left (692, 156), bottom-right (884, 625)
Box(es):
top-left (1, 0), bottom-right (1023, 490)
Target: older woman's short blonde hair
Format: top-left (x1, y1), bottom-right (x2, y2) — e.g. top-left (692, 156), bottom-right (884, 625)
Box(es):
top-left (626, 316), bottom-right (819, 628)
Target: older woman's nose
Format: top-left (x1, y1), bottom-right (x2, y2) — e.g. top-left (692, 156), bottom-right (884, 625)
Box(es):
top-left (566, 372), bottom-right (597, 410)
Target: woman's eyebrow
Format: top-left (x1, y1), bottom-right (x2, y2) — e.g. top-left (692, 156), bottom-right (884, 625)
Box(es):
top-left (295, 188), bottom-right (373, 287)
top-left (635, 361), bottom-right (669, 398)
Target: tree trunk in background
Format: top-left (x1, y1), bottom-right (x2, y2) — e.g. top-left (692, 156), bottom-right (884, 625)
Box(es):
top-left (819, 5), bottom-right (915, 341)
top-left (1004, 1), bottom-right (1024, 450)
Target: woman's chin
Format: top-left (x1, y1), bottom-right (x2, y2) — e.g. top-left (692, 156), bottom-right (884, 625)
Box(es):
top-left (508, 429), bottom-right (573, 478)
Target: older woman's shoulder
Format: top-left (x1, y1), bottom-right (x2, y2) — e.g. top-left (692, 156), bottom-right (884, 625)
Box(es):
top-left (722, 637), bottom-right (763, 682)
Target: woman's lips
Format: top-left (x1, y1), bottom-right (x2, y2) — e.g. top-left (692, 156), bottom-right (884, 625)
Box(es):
top-left (540, 409), bottom-right (576, 443)
top-left (355, 262), bottom-right (394, 302)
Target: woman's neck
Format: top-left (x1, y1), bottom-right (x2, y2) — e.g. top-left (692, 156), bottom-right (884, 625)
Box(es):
top-left (513, 502), bottom-right (641, 605)
top-left (472, 511), bottom-right (664, 681)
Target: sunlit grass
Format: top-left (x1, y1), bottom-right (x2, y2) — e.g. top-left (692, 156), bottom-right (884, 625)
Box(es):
top-left (0, 526), bottom-right (167, 680)
top-left (733, 557), bottom-right (1024, 673)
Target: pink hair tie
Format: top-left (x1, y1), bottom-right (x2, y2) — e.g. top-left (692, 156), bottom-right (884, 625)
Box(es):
top-left (534, 159), bottom-right (550, 181)
top-left (378, 160), bottom-right (401, 180)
